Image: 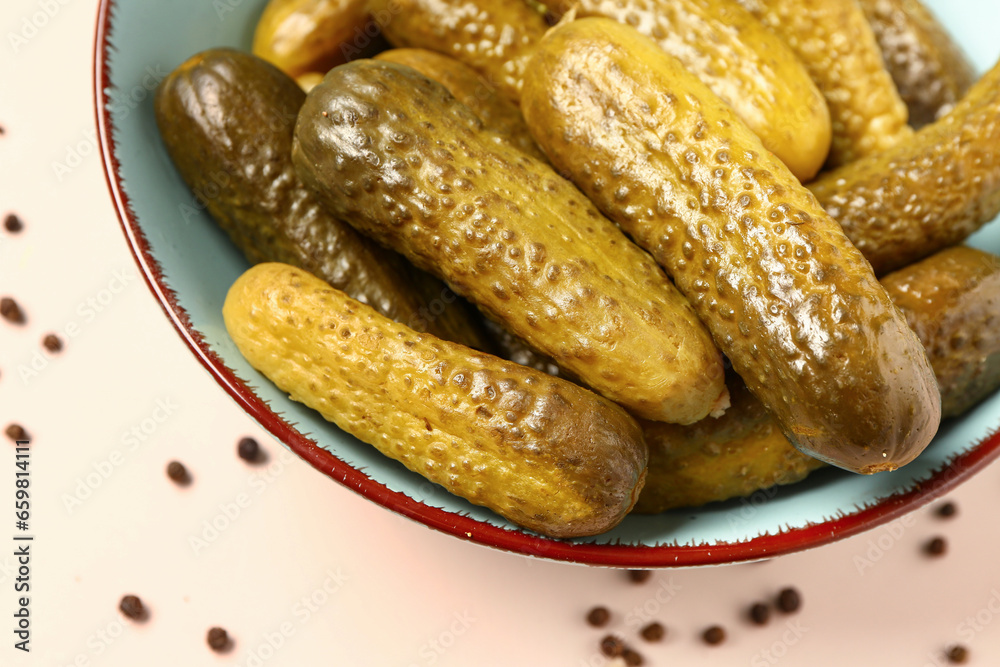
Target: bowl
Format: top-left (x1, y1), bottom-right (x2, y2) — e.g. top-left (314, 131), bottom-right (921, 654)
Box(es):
top-left (94, 0), bottom-right (1000, 566)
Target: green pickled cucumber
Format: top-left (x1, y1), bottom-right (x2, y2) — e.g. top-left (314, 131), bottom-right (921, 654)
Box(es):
top-left (882, 246), bottom-right (1000, 418)
top-left (154, 48), bottom-right (491, 350)
top-left (292, 60), bottom-right (728, 424)
top-left (638, 246), bottom-right (1000, 512)
top-left (521, 18), bottom-right (940, 474)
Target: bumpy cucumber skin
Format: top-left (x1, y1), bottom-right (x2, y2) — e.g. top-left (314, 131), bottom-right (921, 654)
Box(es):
top-left (368, 0), bottom-right (547, 103)
top-left (224, 263), bottom-right (648, 538)
top-left (521, 19), bottom-right (940, 474)
top-left (882, 247), bottom-right (1000, 418)
top-left (737, 0), bottom-right (912, 168)
top-left (634, 374), bottom-right (824, 513)
top-left (154, 49), bottom-right (491, 350)
top-left (252, 0), bottom-right (382, 77)
top-left (809, 60), bottom-right (1000, 277)
top-left (292, 60), bottom-right (728, 425)
top-left (638, 247), bottom-right (1000, 512)
top-left (537, 0), bottom-right (830, 182)
top-left (375, 48), bottom-right (545, 160)
top-left (858, 0), bottom-right (976, 128)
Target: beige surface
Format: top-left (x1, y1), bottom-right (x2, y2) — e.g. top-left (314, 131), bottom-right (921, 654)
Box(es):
top-left (3, 0), bottom-right (1000, 665)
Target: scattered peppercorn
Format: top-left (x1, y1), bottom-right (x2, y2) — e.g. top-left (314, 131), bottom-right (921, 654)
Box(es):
top-left (207, 627), bottom-right (230, 652)
top-left (586, 606), bottom-right (610, 627)
top-left (42, 334), bottom-right (62, 353)
top-left (4, 214), bottom-right (22, 233)
top-left (237, 436), bottom-right (260, 462)
top-left (600, 635), bottom-right (624, 658)
top-left (1, 297), bottom-right (25, 324)
top-left (640, 621), bottom-right (665, 642)
top-left (119, 595), bottom-right (146, 620)
top-left (925, 537), bottom-right (947, 557)
top-left (5, 424), bottom-right (28, 443)
top-left (622, 647), bottom-right (644, 666)
top-left (702, 625), bottom-right (726, 645)
top-left (627, 569), bottom-right (651, 584)
top-left (946, 644), bottom-right (969, 663)
top-left (166, 461), bottom-right (190, 485)
top-left (749, 602), bottom-right (770, 625)
top-left (936, 502), bottom-right (957, 519)
top-left (777, 587), bottom-right (802, 613)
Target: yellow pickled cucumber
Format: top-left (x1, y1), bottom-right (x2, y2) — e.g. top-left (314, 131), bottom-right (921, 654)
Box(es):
top-left (537, 0), bottom-right (831, 181)
top-left (809, 58), bottom-right (1000, 276)
top-left (736, 0), bottom-right (913, 168)
top-left (295, 72), bottom-right (325, 92)
top-left (252, 0), bottom-right (383, 77)
top-left (480, 318), bottom-right (561, 377)
top-left (368, 0), bottom-right (548, 103)
top-left (224, 262), bottom-right (648, 538)
top-left (858, 0), bottom-right (977, 127)
top-left (635, 374), bottom-right (824, 513)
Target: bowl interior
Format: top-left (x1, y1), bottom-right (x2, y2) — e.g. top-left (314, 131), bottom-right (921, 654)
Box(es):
top-left (96, 0), bottom-right (1000, 565)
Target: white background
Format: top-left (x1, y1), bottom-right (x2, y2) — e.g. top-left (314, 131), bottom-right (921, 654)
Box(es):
top-left (3, 0), bottom-right (1000, 665)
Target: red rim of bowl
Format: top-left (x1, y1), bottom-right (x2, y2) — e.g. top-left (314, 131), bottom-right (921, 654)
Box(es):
top-left (92, 0), bottom-right (1000, 567)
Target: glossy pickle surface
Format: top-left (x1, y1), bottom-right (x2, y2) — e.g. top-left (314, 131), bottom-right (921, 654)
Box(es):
top-left (369, 0), bottom-right (548, 103)
top-left (737, 0), bottom-right (912, 168)
top-left (639, 247), bottom-right (1000, 511)
top-left (521, 18), bottom-right (941, 474)
top-left (858, 0), bottom-right (976, 127)
top-left (252, 0), bottom-right (379, 77)
top-left (292, 60), bottom-right (729, 425)
top-left (809, 58), bottom-right (1000, 276)
top-left (374, 48), bottom-right (545, 160)
top-left (536, 0), bottom-right (831, 182)
top-left (154, 49), bottom-right (491, 349)
top-left (882, 247), bottom-right (1000, 419)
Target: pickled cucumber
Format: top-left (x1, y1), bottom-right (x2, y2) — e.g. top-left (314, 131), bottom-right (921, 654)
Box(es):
top-left (292, 60), bottom-right (728, 424)
top-left (368, 0), bottom-right (548, 103)
top-left (809, 58), bottom-right (1000, 276)
top-left (637, 246), bottom-right (1000, 511)
top-left (224, 262), bottom-right (648, 538)
top-left (521, 18), bottom-right (941, 473)
top-left (252, 0), bottom-right (384, 77)
top-left (154, 49), bottom-right (491, 349)
top-left (736, 0), bottom-right (912, 168)
top-left (858, 0), bottom-right (976, 127)
top-left (536, 0), bottom-right (831, 181)
top-left (374, 48), bottom-right (545, 160)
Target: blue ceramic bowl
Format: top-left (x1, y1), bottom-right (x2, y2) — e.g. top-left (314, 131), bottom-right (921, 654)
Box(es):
top-left (95, 0), bottom-right (1000, 566)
